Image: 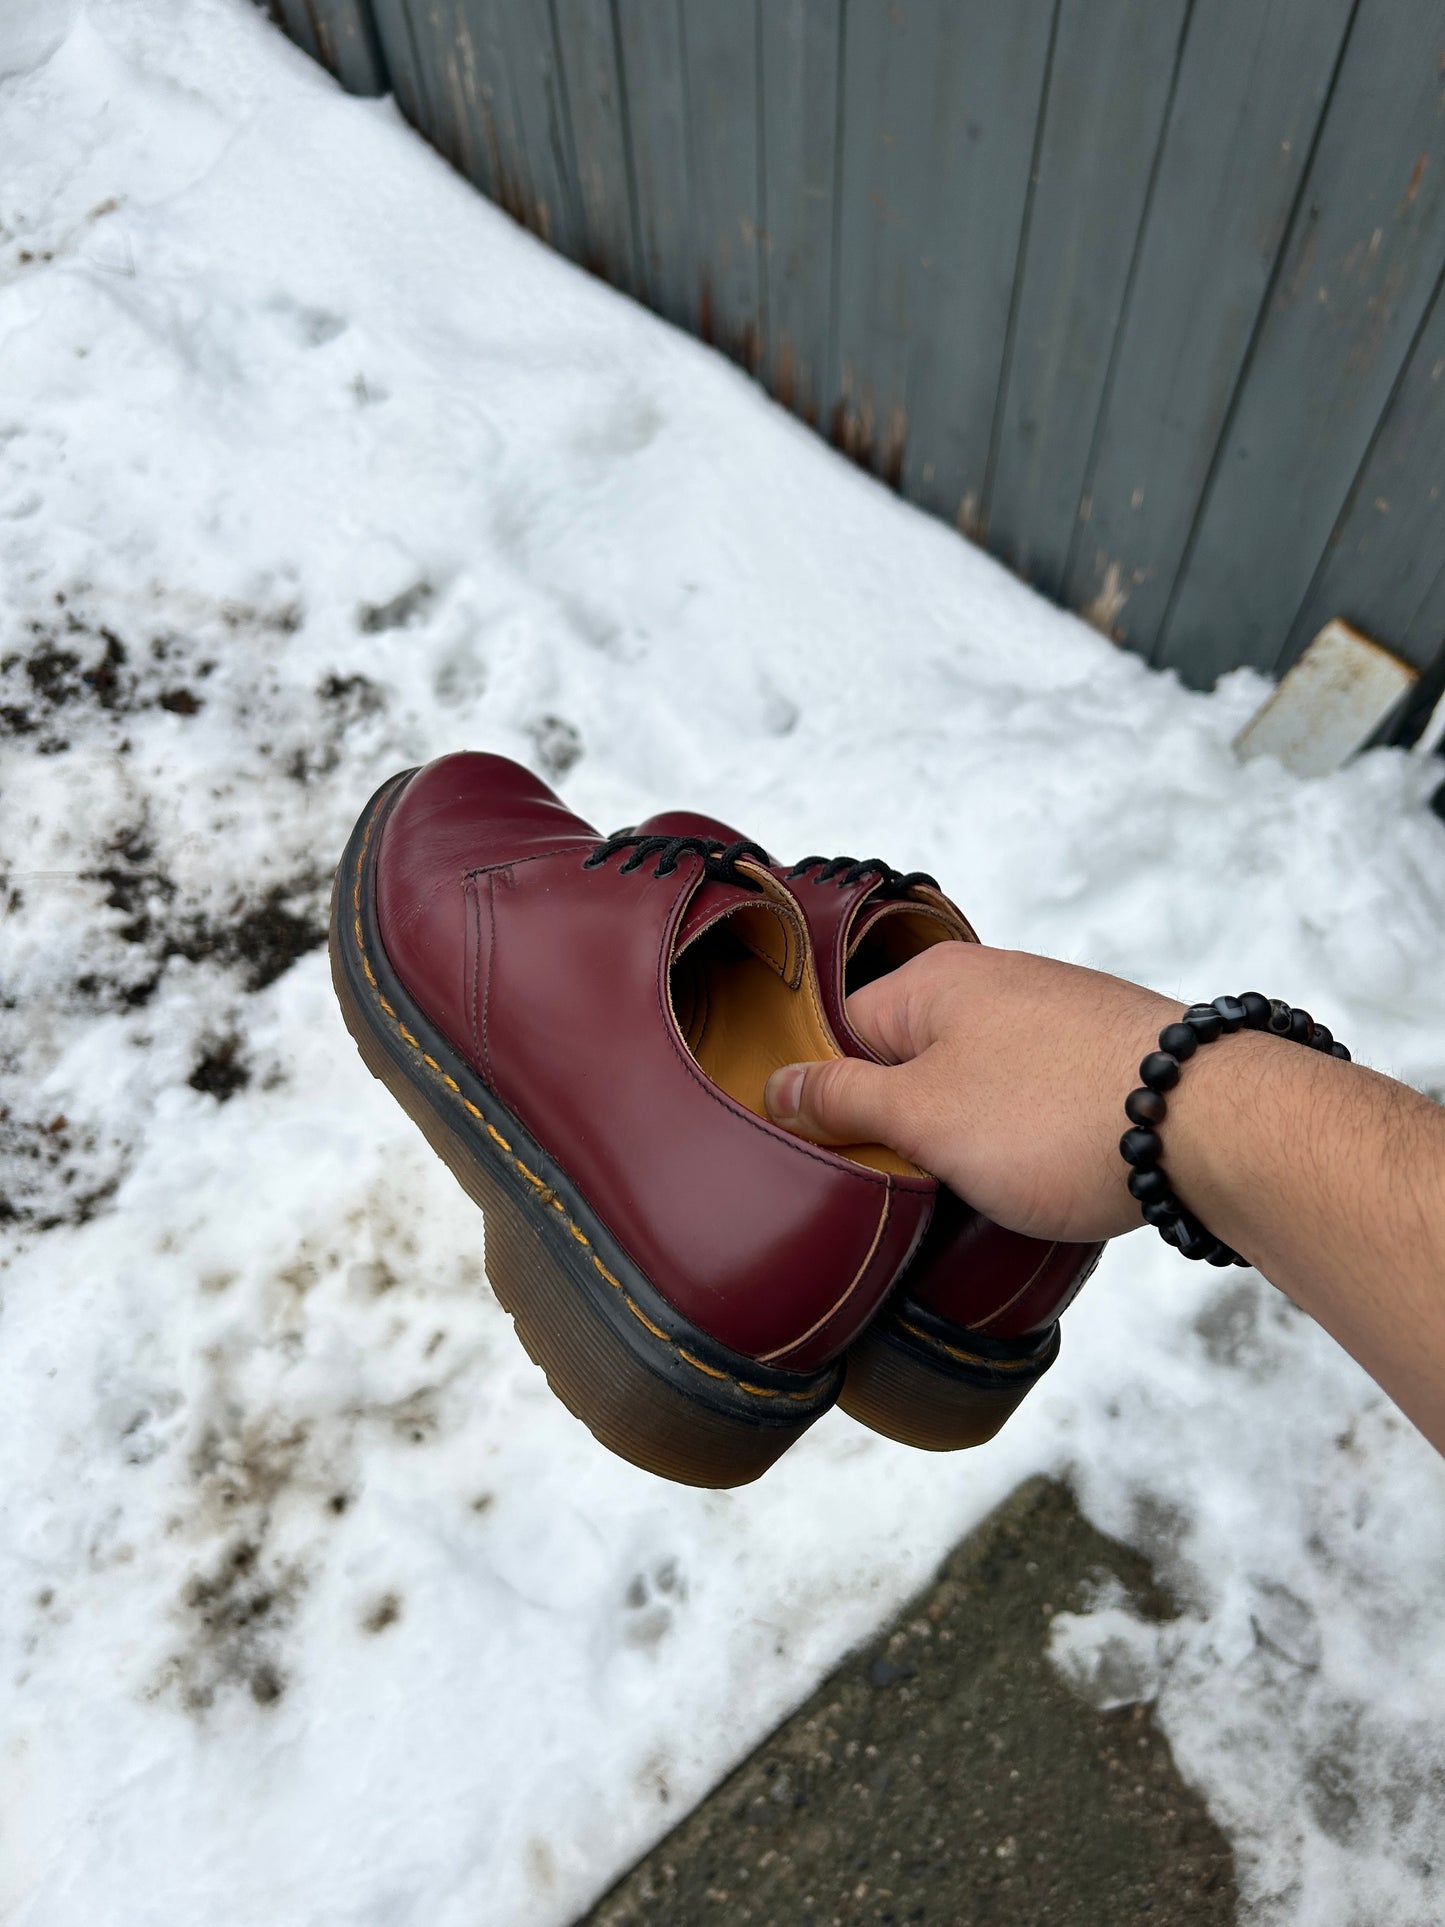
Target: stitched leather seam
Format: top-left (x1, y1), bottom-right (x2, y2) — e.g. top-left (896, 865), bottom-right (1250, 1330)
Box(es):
top-left (481, 871), bottom-right (497, 1084)
top-left (969, 1242), bottom-right (1059, 1333)
top-left (654, 860), bottom-right (923, 1193)
top-left (895, 1315), bottom-right (1049, 1373)
top-left (759, 1186), bottom-right (892, 1364)
top-left (352, 799), bottom-right (818, 1406)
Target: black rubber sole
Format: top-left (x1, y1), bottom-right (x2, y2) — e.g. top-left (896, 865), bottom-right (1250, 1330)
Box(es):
top-left (840, 1299), bottom-right (1059, 1452)
top-left (329, 772), bottom-right (841, 1489)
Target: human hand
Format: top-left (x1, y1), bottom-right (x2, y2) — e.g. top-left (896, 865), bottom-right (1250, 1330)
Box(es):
top-left (765, 944), bottom-right (1181, 1243)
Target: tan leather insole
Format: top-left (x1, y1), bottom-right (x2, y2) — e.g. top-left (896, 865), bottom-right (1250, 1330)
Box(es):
top-left (671, 915), bottom-right (921, 1178)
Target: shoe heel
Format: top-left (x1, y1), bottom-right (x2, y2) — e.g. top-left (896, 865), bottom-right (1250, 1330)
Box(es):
top-left (328, 789), bottom-right (838, 1489)
top-left (840, 1313), bottom-right (1058, 1452)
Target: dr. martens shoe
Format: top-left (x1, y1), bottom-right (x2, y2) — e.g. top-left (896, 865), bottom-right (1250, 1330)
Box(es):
top-left (639, 810), bottom-right (1102, 1452)
top-left (330, 755), bottom-right (935, 1488)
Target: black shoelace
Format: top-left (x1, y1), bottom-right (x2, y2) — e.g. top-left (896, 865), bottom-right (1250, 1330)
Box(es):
top-left (584, 830), bottom-right (771, 888)
top-left (787, 854), bottom-right (939, 898)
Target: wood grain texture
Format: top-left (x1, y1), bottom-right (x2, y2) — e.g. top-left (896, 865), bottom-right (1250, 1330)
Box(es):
top-left (897, 0), bottom-right (1055, 531)
top-left (680, 0), bottom-right (764, 370)
top-left (614, 0), bottom-right (693, 328)
top-left (273, 0), bottom-right (390, 94)
top-left (1157, 0), bottom-right (1445, 687)
top-left (553, 0), bottom-right (638, 289)
top-left (1063, 0), bottom-right (1356, 654)
top-left (757, 0), bottom-right (841, 427)
top-left (367, 0), bottom-right (434, 132)
top-left (987, 0), bottom-right (1191, 596)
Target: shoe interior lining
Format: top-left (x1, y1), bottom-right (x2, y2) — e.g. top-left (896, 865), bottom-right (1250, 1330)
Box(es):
top-left (670, 906), bottom-right (921, 1178)
top-left (845, 906), bottom-right (969, 995)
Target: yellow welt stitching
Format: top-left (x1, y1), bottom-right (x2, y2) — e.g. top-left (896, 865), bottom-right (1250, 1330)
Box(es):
top-left (568, 1224), bottom-right (590, 1246)
top-left (623, 1296), bottom-right (670, 1341)
top-left (354, 916), bottom-right (364, 946)
top-left (896, 1317), bottom-right (1039, 1372)
top-left (515, 1161), bottom-right (547, 1190)
top-left (362, 956), bottom-right (377, 988)
top-left (463, 1099), bottom-right (482, 1118)
top-left (738, 1382), bottom-right (778, 1399)
top-left (398, 1025), bottom-right (419, 1048)
top-left (677, 1348), bottom-right (726, 1381)
top-left (422, 1053), bottom-right (441, 1072)
top-left (486, 1124), bottom-right (512, 1152)
top-left (441, 1074), bottom-right (460, 1092)
top-left (378, 997), bottom-right (395, 1016)
top-left (592, 1256), bottom-right (622, 1291)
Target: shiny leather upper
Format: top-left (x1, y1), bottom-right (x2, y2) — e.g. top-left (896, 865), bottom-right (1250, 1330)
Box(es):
top-left (639, 808), bottom-right (1103, 1339)
top-left (373, 755), bottom-right (935, 1368)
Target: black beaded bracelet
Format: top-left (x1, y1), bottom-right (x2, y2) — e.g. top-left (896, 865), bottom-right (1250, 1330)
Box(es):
top-left (1121, 993), bottom-right (1352, 1267)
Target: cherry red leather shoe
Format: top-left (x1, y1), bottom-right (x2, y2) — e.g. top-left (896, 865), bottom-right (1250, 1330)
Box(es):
top-left (639, 810), bottom-right (1102, 1452)
top-left (329, 755), bottom-right (935, 1487)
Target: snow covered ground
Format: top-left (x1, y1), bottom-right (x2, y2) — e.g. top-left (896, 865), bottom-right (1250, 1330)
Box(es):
top-left (2, 4), bottom-right (1444, 1922)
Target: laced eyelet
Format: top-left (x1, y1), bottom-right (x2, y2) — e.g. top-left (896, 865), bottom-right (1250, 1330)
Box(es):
top-left (585, 830), bottom-right (772, 889)
top-left (785, 853), bottom-right (940, 900)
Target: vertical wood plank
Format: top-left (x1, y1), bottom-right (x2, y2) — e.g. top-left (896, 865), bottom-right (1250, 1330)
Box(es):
top-left (986, 0), bottom-right (1190, 596)
top-left (680, 0), bottom-right (764, 370)
top-left (552, 0), bottom-right (639, 289)
top-left (613, 0), bottom-right (693, 328)
top-left (368, 0), bottom-right (435, 131)
top-left (313, 0), bottom-right (391, 94)
top-left (757, 0), bottom-right (840, 427)
top-left (897, 0), bottom-right (1056, 530)
top-left (1063, 0), bottom-right (1355, 655)
top-left (829, 0), bottom-right (933, 480)
top-left (1282, 272), bottom-right (1445, 683)
top-left (1157, 0), bottom-right (1445, 686)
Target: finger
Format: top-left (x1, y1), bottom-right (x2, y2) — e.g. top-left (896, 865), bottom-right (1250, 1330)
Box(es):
top-left (844, 941), bottom-right (968, 1065)
top-left (764, 1054), bottom-right (920, 1157)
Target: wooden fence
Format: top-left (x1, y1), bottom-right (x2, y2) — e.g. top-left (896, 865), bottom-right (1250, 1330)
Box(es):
top-left (267, 0), bottom-right (1445, 744)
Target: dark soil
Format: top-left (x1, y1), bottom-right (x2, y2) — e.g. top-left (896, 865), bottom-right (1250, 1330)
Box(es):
top-left (582, 1477), bottom-right (1237, 1927)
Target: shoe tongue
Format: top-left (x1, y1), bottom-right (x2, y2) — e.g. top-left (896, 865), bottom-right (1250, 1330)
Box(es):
top-left (672, 861), bottom-right (806, 989)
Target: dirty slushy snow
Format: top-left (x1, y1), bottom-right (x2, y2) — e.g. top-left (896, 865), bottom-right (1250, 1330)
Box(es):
top-left (2, 5), bottom-right (1444, 1923)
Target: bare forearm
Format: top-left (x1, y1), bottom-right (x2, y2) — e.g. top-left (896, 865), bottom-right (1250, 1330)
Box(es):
top-left (1156, 1034), bottom-right (1445, 1450)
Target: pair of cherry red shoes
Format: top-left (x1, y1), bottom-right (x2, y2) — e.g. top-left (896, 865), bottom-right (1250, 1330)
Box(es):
top-left (330, 753), bottom-right (1099, 1487)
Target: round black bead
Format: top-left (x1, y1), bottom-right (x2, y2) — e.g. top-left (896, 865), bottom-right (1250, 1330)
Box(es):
top-left (1119, 1127), bottom-right (1162, 1169)
top-left (1239, 992), bottom-right (1272, 1030)
top-left (1128, 1165), bottom-right (1172, 1204)
top-left (1139, 1051), bottom-right (1181, 1092)
top-left (1176, 1220), bottom-right (1213, 1261)
top-left (1206, 1243), bottom-right (1237, 1267)
top-left (1309, 1023), bottom-right (1333, 1053)
top-left (1211, 994), bottom-right (1246, 1032)
top-left (1157, 1023), bottom-right (1197, 1062)
top-left (1233, 1251), bottom-right (1252, 1267)
top-left (1143, 1199), bottom-right (1179, 1228)
top-left (1126, 1086), bottom-right (1168, 1126)
top-left (1330, 1040), bottom-right (1351, 1061)
top-left (1287, 1007), bottom-right (1314, 1046)
top-left (1185, 1004), bottom-right (1225, 1043)
top-left (1268, 998), bottom-right (1292, 1035)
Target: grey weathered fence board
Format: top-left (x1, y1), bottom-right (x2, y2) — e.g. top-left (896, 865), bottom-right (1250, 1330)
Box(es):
top-left (1062, 0), bottom-right (1356, 650)
top-left (986, 0), bottom-right (1191, 596)
top-left (269, 0), bottom-right (388, 95)
top-left (1156, 0), bottom-right (1445, 688)
top-left (895, 0), bottom-right (1056, 533)
top-left (272, 0), bottom-right (1445, 743)
top-left (757, 0), bottom-right (840, 426)
top-left (613, 1), bottom-right (693, 328)
top-left (366, 0), bottom-right (431, 133)
top-left (552, 0), bottom-right (638, 289)
top-left (680, 2), bottom-right (764, 369)
top-left (1283, 270), bottom-right (1445, 679)
top-left (831, 1), bottom-right (1055, 509)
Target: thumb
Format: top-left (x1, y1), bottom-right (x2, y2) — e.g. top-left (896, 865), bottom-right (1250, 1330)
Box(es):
top-left (764, 1054), bottom-right (918, 1157)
